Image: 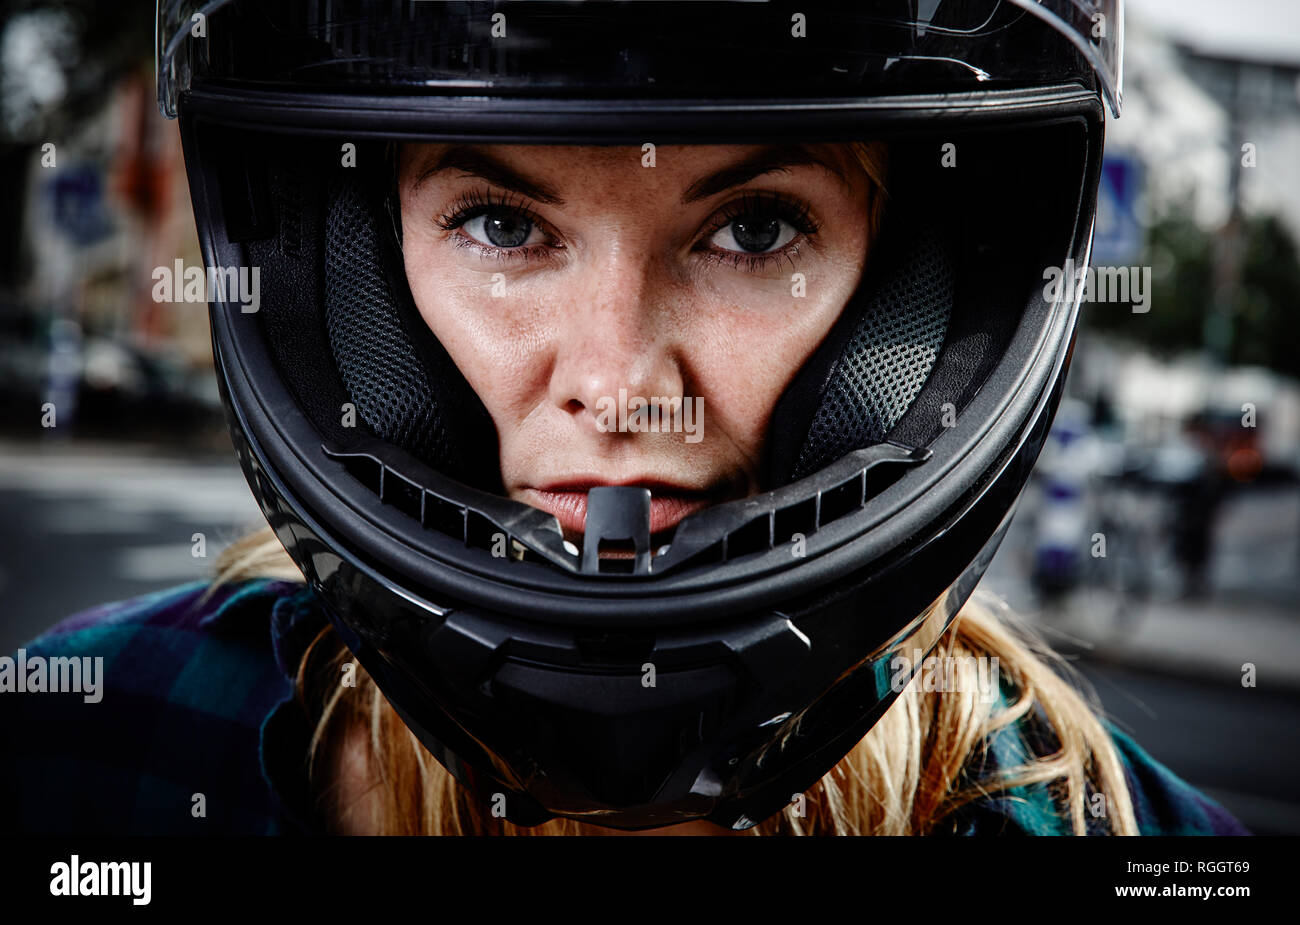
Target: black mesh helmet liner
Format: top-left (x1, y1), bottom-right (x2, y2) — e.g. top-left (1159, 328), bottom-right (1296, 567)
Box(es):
top-left (235, 137), bottom-right (503, 493)
top-left (769, 217), bottom-right (953, 484)
top-left (884, 122), bottom-right (1088, 452)
top-left (323, 171), bottom-right (504, 493)
top-left (799, 225), bottom-right (951, 476)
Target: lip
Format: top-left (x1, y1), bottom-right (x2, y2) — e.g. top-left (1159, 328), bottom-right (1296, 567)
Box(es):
top-left (520, 479), bottom-right (723, 538)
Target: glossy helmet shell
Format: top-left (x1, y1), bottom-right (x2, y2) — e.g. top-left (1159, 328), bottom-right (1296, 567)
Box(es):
top-left (161, 0), bottom-right (1119, 829)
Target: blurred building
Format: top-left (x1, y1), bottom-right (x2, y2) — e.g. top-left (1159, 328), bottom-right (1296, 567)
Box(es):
top-left (1079, 2), bottom-right (1300, 479)
top-left (2, 60), bottom-right (217, 440)
top-left (1113, 0), bottom-right (1300, 236)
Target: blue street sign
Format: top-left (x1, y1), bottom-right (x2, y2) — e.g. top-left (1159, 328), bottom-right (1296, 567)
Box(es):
top-left (1092, 152), bottom-right (1144, 266)
top-left (46, 164), bottom-right (114, 247)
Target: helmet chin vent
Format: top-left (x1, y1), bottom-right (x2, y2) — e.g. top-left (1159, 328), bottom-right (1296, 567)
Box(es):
top-left (327, 445), bottom-right (552, 560)
top-left (322, 437), bottom-right (930, 579)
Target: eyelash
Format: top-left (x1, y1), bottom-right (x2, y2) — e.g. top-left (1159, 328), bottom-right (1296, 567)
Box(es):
top-left (431, 187), bottom-right (821, 272)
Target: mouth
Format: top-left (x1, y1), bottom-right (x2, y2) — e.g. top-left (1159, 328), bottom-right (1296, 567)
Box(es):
top-left (520, 480), bottom-right (731, 543)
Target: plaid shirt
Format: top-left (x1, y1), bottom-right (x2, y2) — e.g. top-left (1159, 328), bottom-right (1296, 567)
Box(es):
top-left (0, 579), bottom-right (1249, 835)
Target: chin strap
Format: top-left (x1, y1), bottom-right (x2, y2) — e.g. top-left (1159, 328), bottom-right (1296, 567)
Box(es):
top-left (763, 215), bottom-right (954, 488)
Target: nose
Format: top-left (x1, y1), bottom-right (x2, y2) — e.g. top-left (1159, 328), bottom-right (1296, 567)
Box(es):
top-left (548, 258), bottom-right (685, 435)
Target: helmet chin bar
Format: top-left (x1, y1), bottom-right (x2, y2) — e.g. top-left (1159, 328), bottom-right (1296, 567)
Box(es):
top-left (444, 514), bottom-right (1006, 832)
top-left (582, 486), bottom-right (653, 575)
top-left (722, 498), bottom-right (1017, 831)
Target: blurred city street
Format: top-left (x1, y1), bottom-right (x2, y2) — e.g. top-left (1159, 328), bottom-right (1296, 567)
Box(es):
top-left (0, 438), bottom-right (263, 651)
top-left (987, 483), bottom-right (1300, 679)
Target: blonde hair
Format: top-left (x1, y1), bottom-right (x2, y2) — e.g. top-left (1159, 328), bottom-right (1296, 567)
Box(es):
top-left (206, 140), bottom-right (1138, 835)
top-left (843, 140), bottom-right (890, 239)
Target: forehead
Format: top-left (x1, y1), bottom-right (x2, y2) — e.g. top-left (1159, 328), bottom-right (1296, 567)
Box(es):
top-left (403, 140), bottom-right (769, 162)
top-left (398, 142), bottom-right (859, 206)
top-left (403, 142), bottom-right (775, 171)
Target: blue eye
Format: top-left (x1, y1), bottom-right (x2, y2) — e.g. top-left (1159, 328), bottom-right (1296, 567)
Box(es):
top-left (434, 186), bottom-right (819, 273)
top-left (700, 190), bottom-right (819, 268)
top-left (709, 216), bottom-right (798, 255)
top-left (463, 209), bottom-right (542, 249)
top-left (434, 188), bottom-right (552, 258)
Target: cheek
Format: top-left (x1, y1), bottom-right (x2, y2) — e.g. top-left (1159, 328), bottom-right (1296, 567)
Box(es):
top-left (402, 242), bottom-right (556, 426)
top-left (682, 264), bottom-right (862, 453)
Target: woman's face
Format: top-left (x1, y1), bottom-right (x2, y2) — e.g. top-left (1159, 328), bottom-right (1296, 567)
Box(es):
top-left (397, 142), bottom-right (875, 542)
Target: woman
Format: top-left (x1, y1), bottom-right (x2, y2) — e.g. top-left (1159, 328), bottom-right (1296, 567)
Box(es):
top-left (4, 0), bottom-right (1248, 835)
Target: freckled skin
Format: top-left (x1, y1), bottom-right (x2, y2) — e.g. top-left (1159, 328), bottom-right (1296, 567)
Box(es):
top-left (398, 143), bottom-right (874, 514)
top-left (390, 144), bottom-right (874, 834)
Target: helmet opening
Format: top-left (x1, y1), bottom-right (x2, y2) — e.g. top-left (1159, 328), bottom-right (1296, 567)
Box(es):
top-left (194, 119), bottom-right (1087, 581)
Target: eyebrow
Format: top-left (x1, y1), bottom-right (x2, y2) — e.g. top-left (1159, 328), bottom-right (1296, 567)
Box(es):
top-left (680, 144), bottom-right (848, 203)
top-left (412, 146), bottom-right (567, 205)
top-left (409, 143), bottom-right (847, 207)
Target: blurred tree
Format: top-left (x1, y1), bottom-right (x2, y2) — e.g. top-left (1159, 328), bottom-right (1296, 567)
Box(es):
top-left (1233, 214), bottom-right (1300, 380)
top-left (1083, 200), bottom-right (1300, 381)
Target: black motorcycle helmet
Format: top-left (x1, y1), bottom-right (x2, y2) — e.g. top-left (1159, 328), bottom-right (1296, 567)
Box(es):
top-left (158, 0), bottom-right (1122, 830)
